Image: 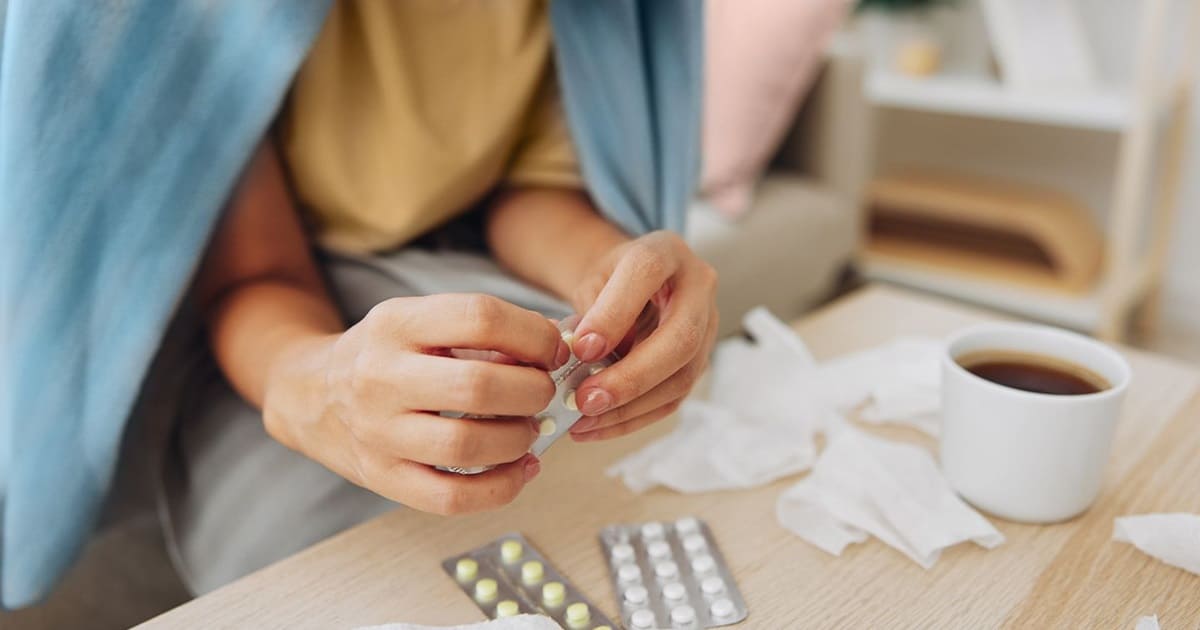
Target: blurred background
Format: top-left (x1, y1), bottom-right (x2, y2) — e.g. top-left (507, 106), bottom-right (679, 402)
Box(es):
top-left (6, 0), bottom-right (1198, 628)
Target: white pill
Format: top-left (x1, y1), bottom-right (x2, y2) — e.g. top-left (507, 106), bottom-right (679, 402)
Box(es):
top-left (710, 598), bottom-right (736, 619)
top-left (624, 585), bottom-right (649, 605)
top-left (670, 604), bottom-right (696, 626)
top-left (538, 417), bottom-right (557, 436)
top-left (690, 554), bottom-right (715, 575)
top-left (589, 365), bottom-right (605, 375)
top-left (647, 540), bottom-right (672, 560)
top-left (654, 561), bottom-right (679, 580)
top-left (641, 522), bottom-right (666, 540)
top-left (561, 330), bottom-right (575, 346)
top-left (674, 516), bottom-right (700, 534)
top-left (701, 576), bottom-right (725, 596)
top-left (617, 564), bottom-right (642, 583)
top-left (630, 609), bottom-right (656, 629)
top-left (611, 542), bottom-right (635, 564)
top-left (564, 389), bottom-right (578, 410)
top-left (682, 534), bottom-right (706, 554)
top-left (661, 581), bottom-right (686, 602)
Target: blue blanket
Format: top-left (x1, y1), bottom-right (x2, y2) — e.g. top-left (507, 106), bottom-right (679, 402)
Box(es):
top-left (0, 0), bottom-right (701, 608)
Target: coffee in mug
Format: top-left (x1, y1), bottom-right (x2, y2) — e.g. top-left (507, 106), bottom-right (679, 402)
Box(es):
top-left (956, 351), bottom-right (1110, 396)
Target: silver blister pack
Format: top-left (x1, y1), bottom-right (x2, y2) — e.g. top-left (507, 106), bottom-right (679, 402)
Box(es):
top-left (441, 315), bottom-right (617, 475)
top-left (598, 517), bottom-right (748, 629)
top-left (442, 532), bottom-right (618, 629)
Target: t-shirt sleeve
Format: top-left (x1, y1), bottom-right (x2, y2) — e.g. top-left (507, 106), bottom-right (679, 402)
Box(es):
top-left (505, 68), bottom-right (583, 189)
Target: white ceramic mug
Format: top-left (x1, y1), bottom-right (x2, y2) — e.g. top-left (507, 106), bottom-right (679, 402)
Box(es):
top-left (940, 322), bottom-right (1132, 523)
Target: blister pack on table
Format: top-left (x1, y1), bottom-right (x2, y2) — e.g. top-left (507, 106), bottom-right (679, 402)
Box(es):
top-left (598, 517), bottom-right (748, 629)
top-left (442, 532), bottom-right (618, 629)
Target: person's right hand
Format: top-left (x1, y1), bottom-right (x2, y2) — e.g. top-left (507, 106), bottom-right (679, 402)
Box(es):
top-left (261, 293), bottom-right (569, 515)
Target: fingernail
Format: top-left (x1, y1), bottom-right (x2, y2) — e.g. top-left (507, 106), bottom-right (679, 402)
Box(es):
top-left (574, 333), bottom-right (606, 362)
top-left (523, 456), bottom-right (541, 482)
top-left (571, 417), bottom-right (598, 433)
top-left (554, 340), bottom-right (571, 368)
top-left (579, 389), bottom-right (613, 416)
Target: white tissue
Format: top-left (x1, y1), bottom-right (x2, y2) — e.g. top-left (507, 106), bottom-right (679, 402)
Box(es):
top-left (815, 337), bottom-right (944, 436)
top-left (354, 615), bottom-right (559, 630)
top-left (1135, 615), bottom-right (1161, 630)
top-left (776, 425), bottom-right (1004, 568)
top-left (1113, 513), bottom-right (1200, 575)
top-left (609, 307), bottom-right (944, 493)
top-left (607, 307), bottom-right (829, 493)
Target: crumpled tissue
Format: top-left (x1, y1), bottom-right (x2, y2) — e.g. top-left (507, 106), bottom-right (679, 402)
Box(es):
top-left (607, 307), bottom-right (944, 492)
top-left (354, 615), bottom-right (559, 630)
top-left (775, 424), bottom-right (1004, 567)
top-left (1113, 513), bottom-right (1200, 575)
top-left (607, 306), bottom-right (1003, 568)
top-left (608, 307), bottom-right (831, 492)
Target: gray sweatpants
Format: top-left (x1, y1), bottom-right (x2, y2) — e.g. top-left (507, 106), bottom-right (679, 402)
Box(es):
top-left (159, 248), bottom-right (570, 594)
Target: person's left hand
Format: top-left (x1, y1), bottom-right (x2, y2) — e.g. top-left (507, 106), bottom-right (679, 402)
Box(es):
top-left (565, 230), bottom-right (718, 441)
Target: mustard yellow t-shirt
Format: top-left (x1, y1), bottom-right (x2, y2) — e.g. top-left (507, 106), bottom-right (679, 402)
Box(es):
top-left (282, 0), bottom-right (580, 253)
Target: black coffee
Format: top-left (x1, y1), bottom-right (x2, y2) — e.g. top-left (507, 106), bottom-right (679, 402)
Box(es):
top-left (957, 350), bottom-right (1109, 396)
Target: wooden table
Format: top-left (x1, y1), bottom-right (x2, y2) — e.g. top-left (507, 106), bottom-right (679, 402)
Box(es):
top-left (138, 286), bottom-right (1200, 629)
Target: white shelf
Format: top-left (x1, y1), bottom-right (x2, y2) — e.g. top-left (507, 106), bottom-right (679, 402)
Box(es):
top-left (865, 73), bottom-right (1133, 131)
top-left (859, 258), bottom-right (1104, 332)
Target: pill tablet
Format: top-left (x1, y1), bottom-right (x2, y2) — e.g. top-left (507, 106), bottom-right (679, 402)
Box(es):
top-left (500, 539), bottom-right (523, 564)
top-left (589, 365), bottom-right (605, 376)
top-left (624, 585), bottom-right (649, 605)
top-left (661, 581), bottom-right (686, 602)
top-left (630, 609), bottom-right (656, 629)
top-left (496, 600), bottom-right (519, 618)
top-left (710, 597), bottom-right (736, 619)
top-left (654, 561), bottom-right (679, 580)
top-left (617, 564), bottom-right (642, 583)
top-left (538, 417), bottom-right (557, 436)
top-left (641, 522), bottom-right (666, 540)
top-left (690, 554), bottom-right (715, 575)
top-left (647, 540), bottom-right (672, 560)
top-left (561, 329), bottom-right (575, 347)
top-left (565, 602), bottom-right (591, 628)
top-left (474, 578), bottom-right (498, 603)
top-left (674, 517), bottom-right (699, 534)
top-left (454, 558), bottom-right (478, 582)
top-left (681, 534), bottom-right (706, 554)
top-left (521, 560), bottom-right (544, 585)
top-left (701, 576), bottom-right (725, 596)
top-left (564, 389), bottom-right (578, 411)
top-left (670, 604), bottom-right (696, 626)
top-left (594, 627), bottom-right (612, 630)
top-left (543, 581), bottom-right (565, 607)
top-left (611, 542), bottom-right (635, 564)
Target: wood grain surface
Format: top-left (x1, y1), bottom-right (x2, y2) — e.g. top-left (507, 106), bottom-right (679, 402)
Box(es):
top-left (137, 286), bottom-right (1200, 629)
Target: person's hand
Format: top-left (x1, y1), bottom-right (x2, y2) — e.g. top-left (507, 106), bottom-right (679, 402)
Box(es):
top-left (262, 294), bottom-right (569, 515)
top-left (565, 231), bottom-right (718, 441)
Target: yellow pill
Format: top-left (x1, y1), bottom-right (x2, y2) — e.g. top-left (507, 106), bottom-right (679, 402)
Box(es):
top-left (565, 602), bottom-right (590, 628)
top-left (455, 558), bottom-right (478, 582)
top-left (542, 581), bottom-right (565, 606)
top-left (500, 539), bottom-right (523, 563)
top-left (495, 600), bottom-right (520, 618)
top-left (538, 417), bottom-right (557, 436)
top-left (561, 329), bottom-right (575, 348)
top-left (521, 560), bottom-right (544, 585)
top-left (594, 627), bottom-right (613, 630)
top-left (564, 389), bottom-right (578, 411)
top-left (474, 578), bottom-right (497, 603)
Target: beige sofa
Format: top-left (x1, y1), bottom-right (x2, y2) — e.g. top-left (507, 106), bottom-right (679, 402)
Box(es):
top-left (689, 54), bottom-right (868, 337)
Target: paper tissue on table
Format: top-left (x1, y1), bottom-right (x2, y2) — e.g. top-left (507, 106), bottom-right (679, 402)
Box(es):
top-left (607, 306), bottom-right (944, 492)
top-left (354, 615), bottom-right (560, 630)
top-left (776, 422), bottom-right (1004, 568)
top-left (606, 306), bottom-right (1004, 568)
top-left (1113, 513), bottom-right (1200, 576)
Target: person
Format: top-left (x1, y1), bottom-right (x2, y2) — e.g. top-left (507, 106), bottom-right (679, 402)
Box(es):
top-left (159, 0), bottom-right (717, 592)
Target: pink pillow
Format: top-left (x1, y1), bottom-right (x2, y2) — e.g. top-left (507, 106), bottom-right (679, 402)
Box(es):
top-left (701, 0), bottom-right (852, 219)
